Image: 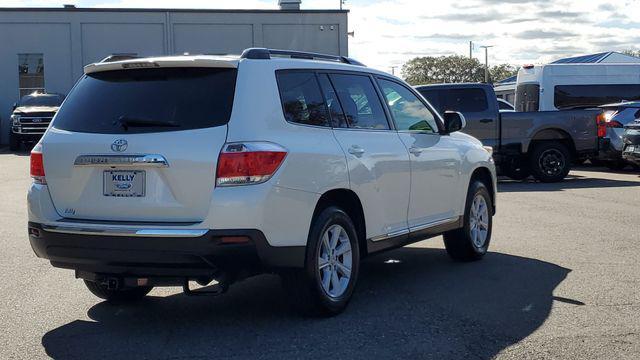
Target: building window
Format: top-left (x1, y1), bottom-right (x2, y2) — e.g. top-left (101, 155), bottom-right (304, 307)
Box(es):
top-left (18, 53), bottom-right (45, 98)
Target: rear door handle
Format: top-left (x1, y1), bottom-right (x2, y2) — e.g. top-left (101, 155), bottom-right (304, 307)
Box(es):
top-left (479, 118), bottom-right (494, 123)
top-left (348, 145), bottom-right (366, 156)
top-left (409, 147), bottom-right (423, 155)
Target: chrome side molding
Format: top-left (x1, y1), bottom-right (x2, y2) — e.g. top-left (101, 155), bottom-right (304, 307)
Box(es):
top-left (74, 154), bottom-right (169, 168)
top-left (41, 224), bottom-right (207, 237)
top-left (370, 217), bottom-right (459, 242)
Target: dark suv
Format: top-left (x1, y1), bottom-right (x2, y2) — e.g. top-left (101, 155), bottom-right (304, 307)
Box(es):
top-left (9, 92), bottom-right (65, 150)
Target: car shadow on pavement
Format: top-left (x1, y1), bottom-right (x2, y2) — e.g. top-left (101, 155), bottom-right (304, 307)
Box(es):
top-left (41, 248), bottom-right (570, 359)
top-left (0, 146), bottom-right (30, 156)
top-left (498, 174), bottom-right (640, 192)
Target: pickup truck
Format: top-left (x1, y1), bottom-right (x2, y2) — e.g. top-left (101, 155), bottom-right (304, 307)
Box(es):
top-left (416, 83), bottom-right (603, 182)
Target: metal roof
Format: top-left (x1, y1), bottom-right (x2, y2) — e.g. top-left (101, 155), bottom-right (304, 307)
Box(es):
top-left (497, 75), bottom-right (517, 84)
top-left (0, 7), bottom-right (348, 14)
top-left (551, 51), bottom-right (624, 64)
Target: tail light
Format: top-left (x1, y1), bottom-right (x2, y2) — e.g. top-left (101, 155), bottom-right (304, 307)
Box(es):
top-left (596, 113), bottom-right (607, 138)
top-left (216, 142), bottom-right (287, 187)
top-left (606, 120), bottom-right (624, 128)
top-left (30, 143), bottom-right (46, 185)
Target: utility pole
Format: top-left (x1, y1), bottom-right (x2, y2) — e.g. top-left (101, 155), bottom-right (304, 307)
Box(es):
top-left (340, 0), bottom-right (346, 10)
top-left (480, 45), bottom-right (494, 83)
top-left (469, 41), bottom-right (473, 59)
top-left (390, 66), bottom-right (397, 76)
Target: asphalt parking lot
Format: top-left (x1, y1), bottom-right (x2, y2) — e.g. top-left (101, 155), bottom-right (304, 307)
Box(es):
top-left (1, 149), bottom-right (639, 360)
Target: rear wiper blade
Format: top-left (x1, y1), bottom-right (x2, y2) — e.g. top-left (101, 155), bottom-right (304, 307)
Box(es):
top-left (116, 116), bottom-right (180, 130)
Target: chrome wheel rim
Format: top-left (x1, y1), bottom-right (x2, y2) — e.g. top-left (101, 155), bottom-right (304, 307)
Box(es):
top-left (469, 194), bottom-right (489, 248)
top-left (539, 149), bottom-right (565, 177)
top-left (318, 224), bottom-right (352, 298)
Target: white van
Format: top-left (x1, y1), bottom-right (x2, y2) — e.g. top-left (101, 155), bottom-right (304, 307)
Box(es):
top-left (515, 64), bottom-right (640, 112)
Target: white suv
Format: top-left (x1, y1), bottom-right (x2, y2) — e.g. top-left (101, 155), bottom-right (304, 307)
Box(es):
top-left (27, 48), bottom-right (496, 315)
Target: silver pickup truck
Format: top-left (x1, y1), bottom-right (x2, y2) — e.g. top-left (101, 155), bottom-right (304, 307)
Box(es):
top-left (416, 83), bottom-right (603, 182)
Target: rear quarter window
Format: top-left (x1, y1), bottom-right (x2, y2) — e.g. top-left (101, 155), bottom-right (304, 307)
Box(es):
top-left (441, 88), bottom-right (488, 113)
top-left (417, 87), bottom-right (488, 113)
top-left (275, 71), bottom-right (331, 127)
top-left (53, 67), bottom-right (237, 134)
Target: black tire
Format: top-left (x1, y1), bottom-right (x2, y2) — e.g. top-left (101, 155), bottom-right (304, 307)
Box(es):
top-left (529, 142), bottom-right (571, 183)
top-left (8, 132), bottom-right (20, 151)
top-left (504, 162), bottom-right (531, 181)
top-left (84, 280), bottom-right (153, 303)
top-left (281, 206), bottom-right (360, 316)
top-left (443, 181), bottom-right (493, 261)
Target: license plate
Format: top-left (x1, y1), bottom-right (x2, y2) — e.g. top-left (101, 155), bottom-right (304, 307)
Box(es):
top-left (103, 170), bottom-right (145, 197)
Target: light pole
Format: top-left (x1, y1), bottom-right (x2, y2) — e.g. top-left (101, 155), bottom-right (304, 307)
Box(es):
top-left (390, 66), bottom-right (397, 76)
top-left (340, 0), bottom-right (346, 10)
top-left (480, 45), bottom-right (494, 83)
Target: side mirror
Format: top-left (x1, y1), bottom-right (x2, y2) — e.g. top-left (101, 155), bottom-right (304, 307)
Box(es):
top-left (443, 111), bottom-right (466, 133)
top-left (12, 102), bottom-right (17, 111)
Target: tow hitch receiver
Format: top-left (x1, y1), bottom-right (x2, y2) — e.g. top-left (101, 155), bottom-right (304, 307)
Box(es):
top-left (183, 280), bottom-right (228, 296)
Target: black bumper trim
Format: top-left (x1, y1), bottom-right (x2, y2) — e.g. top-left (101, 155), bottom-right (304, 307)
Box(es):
top-left (28, 222), bottom-right (305, 279)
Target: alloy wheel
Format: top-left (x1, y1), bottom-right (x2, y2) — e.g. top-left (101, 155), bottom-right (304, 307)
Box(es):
top-left (317, 224), bottom-right (353, 298)
top-left (469, 194), bottom-right (489, 248)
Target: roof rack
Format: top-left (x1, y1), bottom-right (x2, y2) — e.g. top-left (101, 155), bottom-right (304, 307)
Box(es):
top-left (240, 48), bottom-right (365, 66)
top-left (99, 53), bottom-right (139, 63)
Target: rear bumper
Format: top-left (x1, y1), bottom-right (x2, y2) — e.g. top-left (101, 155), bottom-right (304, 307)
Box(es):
top-left (597, 138), bottom-right (622, 161)
top-left (28, 222), bottom-right (305, 280)
top-left (622, 149), bottom-right (640, 165)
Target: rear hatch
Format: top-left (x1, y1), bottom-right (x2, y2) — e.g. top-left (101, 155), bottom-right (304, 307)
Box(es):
top-left (43, 61), bottom-right (237, 222)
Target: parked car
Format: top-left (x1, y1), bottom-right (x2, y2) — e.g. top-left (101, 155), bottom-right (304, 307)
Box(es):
top-left (515, 63), bottom-right (640, 112)
top-left (622, 120), bottom-right (640, 167)
top-left (416, 83), bottom-right (603, 182)
top-left (27, 49), bottom-right (497, 315)
top-left (9, 92), bottom-right (64, 151)
top-left (596, 101), bottom-right (640, 170)
top-left (497, 98), bottom-right (514, 112)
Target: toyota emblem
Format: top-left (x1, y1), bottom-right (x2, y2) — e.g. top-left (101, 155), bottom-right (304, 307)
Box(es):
top-left (111, 139), bottom-right (128, 152)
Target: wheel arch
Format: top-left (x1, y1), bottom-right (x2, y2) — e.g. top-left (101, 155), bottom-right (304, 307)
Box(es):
top-left (311, 188), bottom-right (368, 259)
top-left (528, 128), bottom-right (576, 156)
top-left (469, 166), bottom-right (496, 215)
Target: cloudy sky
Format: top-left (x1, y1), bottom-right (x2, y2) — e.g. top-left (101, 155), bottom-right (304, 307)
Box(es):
top-left (4, 0), bottom-right (640, 73)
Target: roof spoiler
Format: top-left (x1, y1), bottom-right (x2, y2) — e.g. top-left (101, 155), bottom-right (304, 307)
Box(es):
top-left (99, 53), bottom-right (140, 63)
top-left (240, 48), bottom-right (365, 66)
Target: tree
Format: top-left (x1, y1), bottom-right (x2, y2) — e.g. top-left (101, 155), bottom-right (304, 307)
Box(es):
top-left (402, 55), bottom-right (484, 85)
top-left (622, 49), bottom-right (640, 58)
top-left (402, 55), bottom-right (518, 85)
top-left (490, 63), bottom-right (518, 83)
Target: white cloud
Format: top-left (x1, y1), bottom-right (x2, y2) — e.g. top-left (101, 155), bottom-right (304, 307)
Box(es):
top-left (4, 0), bottom-right (640, 75)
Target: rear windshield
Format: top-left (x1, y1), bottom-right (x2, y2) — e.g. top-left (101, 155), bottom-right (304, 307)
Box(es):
top-left (53, 67), bottom-right (237, 134)
top-left (515, 83), bottom-right (540, 112)
top-left (417, 87), bottom-right (488, 114)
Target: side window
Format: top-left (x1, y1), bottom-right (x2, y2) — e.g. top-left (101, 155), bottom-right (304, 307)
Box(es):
top-left (329, 74), bottom-right (390, 130)
top-left (442, 88), bottom-right (489, 113)
top-left (276, 71), bottom-right (330, 127)
top-left (317, 74), bottom-right (348, 128)
top-left (378, 79), bottom-right (439, 132)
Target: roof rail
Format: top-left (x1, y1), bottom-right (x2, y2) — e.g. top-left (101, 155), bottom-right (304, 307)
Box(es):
top-left (240, 48), bottom-right (365, 66)
top-left (99, 53), bottom-right (139, 63)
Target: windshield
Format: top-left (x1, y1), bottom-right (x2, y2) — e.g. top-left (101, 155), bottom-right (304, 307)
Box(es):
top-left (18, 94), bottom-right (64, 107)
top-left (53, 67), bottom-right (237, 134)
